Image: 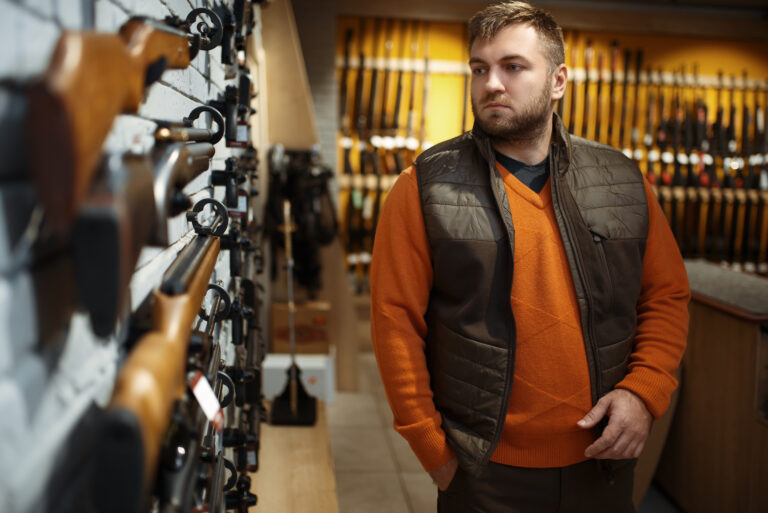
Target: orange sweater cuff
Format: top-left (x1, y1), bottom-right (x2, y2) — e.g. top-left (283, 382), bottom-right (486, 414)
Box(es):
top-left (395, 416), bottom-right (456, 472)
top-left (614, 368), bottom-right (678, 419)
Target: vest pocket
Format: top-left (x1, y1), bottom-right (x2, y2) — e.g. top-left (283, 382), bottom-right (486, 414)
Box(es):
top-left (590, 230), bottom-right (615, 314)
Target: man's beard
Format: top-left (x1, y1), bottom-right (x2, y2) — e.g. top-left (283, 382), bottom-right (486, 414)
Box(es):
top-left (471, 82), bottom-right (553, 142)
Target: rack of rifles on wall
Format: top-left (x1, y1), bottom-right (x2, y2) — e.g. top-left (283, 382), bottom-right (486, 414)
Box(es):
top-left (336, 19), bottom-right (768, 294)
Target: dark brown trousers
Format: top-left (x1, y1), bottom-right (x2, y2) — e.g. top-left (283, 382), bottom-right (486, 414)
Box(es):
top-left (437, 459), bottom-right (637, 513)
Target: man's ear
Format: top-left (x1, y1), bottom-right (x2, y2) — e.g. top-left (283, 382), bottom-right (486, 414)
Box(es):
top-left (552, 63), bottom-right (568, 101)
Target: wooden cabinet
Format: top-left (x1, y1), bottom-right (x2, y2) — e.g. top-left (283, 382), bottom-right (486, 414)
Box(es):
top-left (655, 261), bottom-right (768, 513)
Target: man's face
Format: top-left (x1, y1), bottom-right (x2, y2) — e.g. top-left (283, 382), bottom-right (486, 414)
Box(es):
top-left (469, 23), bottom-right (558, 141)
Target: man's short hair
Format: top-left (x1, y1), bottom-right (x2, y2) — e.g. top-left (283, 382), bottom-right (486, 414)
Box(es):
top-left (468, 1), bottom-right (565, 72)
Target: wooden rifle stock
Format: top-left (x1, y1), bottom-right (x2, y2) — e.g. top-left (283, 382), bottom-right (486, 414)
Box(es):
top-left (106, 233), bottom-right (220, 491)
top-left (27, 18), bottom-right (196, 232)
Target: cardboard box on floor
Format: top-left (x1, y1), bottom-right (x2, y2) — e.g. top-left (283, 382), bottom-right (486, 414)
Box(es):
top-left (271, 300), bottom-right (332, 354)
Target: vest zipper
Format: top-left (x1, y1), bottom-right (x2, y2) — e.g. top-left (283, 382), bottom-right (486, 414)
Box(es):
top-left (479, 141), bottom-right (517, 469)
top-left (549, 148), bottom-right (602, 406)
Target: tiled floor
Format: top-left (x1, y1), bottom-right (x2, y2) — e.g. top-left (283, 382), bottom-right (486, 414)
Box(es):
top-left (326, 298), bottom-right (682, 512)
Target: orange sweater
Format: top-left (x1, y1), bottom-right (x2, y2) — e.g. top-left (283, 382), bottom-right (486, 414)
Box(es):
top-left (370, 163), bottom-right (690, 472)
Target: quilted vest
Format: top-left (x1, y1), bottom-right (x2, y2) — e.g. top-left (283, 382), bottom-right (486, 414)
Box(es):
top-left (414, 115), bottom-right (649, 475)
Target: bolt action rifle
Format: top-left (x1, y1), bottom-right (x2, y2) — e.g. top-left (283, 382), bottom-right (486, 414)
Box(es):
top-left (94, 198), bottom-right (228, 513)
top-left (73, 105), bottom-right (225, 337)
top-left (26, 11), bottom-right (223, 233)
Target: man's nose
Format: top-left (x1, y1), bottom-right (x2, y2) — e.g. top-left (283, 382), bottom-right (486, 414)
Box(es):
top-left (484, 68), bottom-right (505, 93)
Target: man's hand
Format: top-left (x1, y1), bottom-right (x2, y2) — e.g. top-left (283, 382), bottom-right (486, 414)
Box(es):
top-left (578, 389), bottom-right (653, 459)
top-left (429, 457), bottom-right (459, 491)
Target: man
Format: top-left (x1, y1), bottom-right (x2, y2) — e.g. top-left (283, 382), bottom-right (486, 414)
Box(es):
top-left (370, 2), bottom-right (690, 512)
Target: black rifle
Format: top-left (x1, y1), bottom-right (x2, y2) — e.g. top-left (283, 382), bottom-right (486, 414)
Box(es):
top-left (339, 28), bottom-right (354, 136)
top-left (670, 69), bottom-right (686, 246)
top-left (594, 52), bottom-right (604, 144)
top-left (74, 106), bottom-right (224, 337)
top-left (619, 49), bottom-right (632, 153)
top-left (643, 72), bottom-right (658, 188)
top-left (607, 41), bottom-right (619, 146)
top-left (581, 39), bottom-right (592, 138)
top-left (630, 50), bottom-right (644, 161)
top-left (657, 68), bottom-right (674, 224)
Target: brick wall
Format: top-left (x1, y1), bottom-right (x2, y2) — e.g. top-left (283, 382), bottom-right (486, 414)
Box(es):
top-left (0, 2), bottom-right (268, 511)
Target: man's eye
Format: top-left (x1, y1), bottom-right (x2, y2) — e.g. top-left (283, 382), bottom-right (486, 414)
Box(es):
top-left (507, 64), bottom-right (521, 71)
top-left (472, 68), bottom-right (487, 75)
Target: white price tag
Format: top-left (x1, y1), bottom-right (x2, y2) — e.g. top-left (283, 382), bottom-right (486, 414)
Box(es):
top-left (662, 152), bottom-right (674, 164)
top-left (689, 153), bottom-right (700, 166)
top-left (346, 253), bottom-right (360, 265)
top-left (405, 137), bottom-right (420, 150)
top-left (677, 153), bottom-right (689, 165)
top-left (370, 135), bottom-right (382, 148)
top-left (648, 149), bottom-right (660, 162)
top-left (359, 252), bottom-right (372, 264)
top-left (190, 371), bottom-right (224, 433)
top-left (622, 148), bottom-right (633, 159)
top-left (633, 149), bottom-right (644, 161)
top-left (365, 174), bottom-right (378, 190)
top-left (353, 174), bottom-right (365, 189)
top-left (340, 137), bottom-right (354, 149)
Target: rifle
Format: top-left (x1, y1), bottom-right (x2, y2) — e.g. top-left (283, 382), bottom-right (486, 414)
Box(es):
top-left (719, 74), bottom-right (739, 265)
top-left (581, 39), bottom-right (592, 139)
top-left (339, 28), bottom-right (354, 136)
top-left (681, 70), bottom-right (697, 256)
top-left (643, 72), bottom-right (658, 189)
top-left (419, 25), bottom-right (432, 151)
top-left (757, 85), bottom-right (768, 275)
top-left (693, 65), bottom-right (715, 258)
top-left (73, 105), bottom-right (224, 337)
top-left (657, 68), bottom-right (674, 224)
top-left (567, 40), bottom-right (578, 134)
top-left (594, 52), bottom-right (604, 144)
top-left (346, 18), bottom-right (368, 290)
top-left (405, 21), bottom-right (421, 165)
top-left (607, 41), bottom-right (619, 146)
top-left (630, 50), bottom-right (644, 162)
top-left (619, 49), bottom-right (632, 156)
top-left (26, 12), bottom-right (223, 233)
top-left (735, 71), bottom-right (757, 270)
top-left (391, 20), bottom-right (407, 172)
top-left (96, 198), bottom-right (228, 510)
top-left (670, 69), bottom-right (686, 246)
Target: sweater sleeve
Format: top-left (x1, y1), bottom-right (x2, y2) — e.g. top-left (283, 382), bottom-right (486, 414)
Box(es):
top-left (614, 179), bottom-right (691, 418)
top-left (370, 166), bottom-right (455, 472)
